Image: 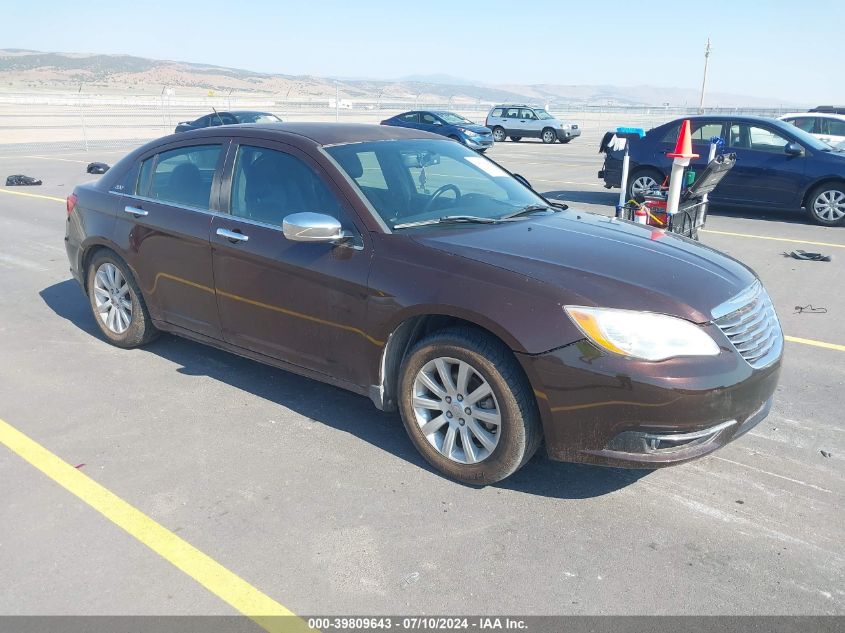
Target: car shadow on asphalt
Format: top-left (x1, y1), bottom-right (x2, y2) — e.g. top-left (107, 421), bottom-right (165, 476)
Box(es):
top-left (40, 279), bottom-right (649, 499)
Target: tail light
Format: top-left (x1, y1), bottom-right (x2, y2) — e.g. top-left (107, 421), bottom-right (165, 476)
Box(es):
top-left (66, 193), bottom-right (77, 217)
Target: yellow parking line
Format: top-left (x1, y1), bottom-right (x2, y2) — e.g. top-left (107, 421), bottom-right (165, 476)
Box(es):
top-left (700, 228), bottom-right (845, 249)
top-left (0, 188), bottom-right (66, 203)
top-left (0, 417), bottom-right (308, 633)
top-left (785, 335), bottom-right (845, 352)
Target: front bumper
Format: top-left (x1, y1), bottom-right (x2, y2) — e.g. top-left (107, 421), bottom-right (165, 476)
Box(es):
top-left (465, 135), bottom-right (494, 150)
top-left (516, 330), bottom-right (782, 468)
top-left (556, 127), bottom-right (581, 141)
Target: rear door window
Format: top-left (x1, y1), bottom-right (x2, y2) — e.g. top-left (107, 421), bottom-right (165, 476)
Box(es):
top-left (401, 112), bottom-right (420, 123)
top-left (147, 144), bottom-right (222, 209)
top-left (691, 122), bottom-right (725, 141)
top-left (821, 118), bottom-right (845, 136)
top-left (504, 108), bottom-right (520, 118)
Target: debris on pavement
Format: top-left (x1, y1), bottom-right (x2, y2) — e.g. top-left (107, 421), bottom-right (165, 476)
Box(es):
top-left (784, 250), bottom-right (832, 262)
top-left (86, 162), bottom-right (110, 174)
top-left (794, 305), bottom-right (828, 314)
top-left (5, 174), bottom-right (42, 186)
top-left (820, 450), bottom-right (832, 458)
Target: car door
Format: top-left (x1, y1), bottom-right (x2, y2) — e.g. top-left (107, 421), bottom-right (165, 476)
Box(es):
top-left (396, 112), bottom-right (421, 129)
top-left (420, 112), bottom-right (445, 136)
top-left (113, 140), bottom-right (227, 338)
top-left (210, 139), bottom-right (373, 386)
top-left (502, 107), bottom-right (521, 136)
top-left (716, 122), bottom-right (806, 208)
top-left (520, 108), bottom-right (542, 138)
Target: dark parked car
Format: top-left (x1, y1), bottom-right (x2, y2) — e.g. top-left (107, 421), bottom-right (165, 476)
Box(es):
top-left (599, 115), bottom-right (845, 226)
top-left (381, 111), bottom-right (493, 151)
top-left (65, 123), bottom-right (782, 484)
top-left (174, 110), bottom-right (281, 133)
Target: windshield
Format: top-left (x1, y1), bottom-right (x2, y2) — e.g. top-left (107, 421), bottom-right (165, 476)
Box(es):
top-left (436, 112), bottom-right (473, 125)
top-left (534, 109), bottom-right (554, 120)
top-left (326, 139), bottom-right (548, 229)
top-left (236, 113), bottom-right (281, 124)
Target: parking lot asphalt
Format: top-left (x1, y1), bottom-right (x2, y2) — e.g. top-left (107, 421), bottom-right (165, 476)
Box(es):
top-left (0, 135), bottom-right (843, 619)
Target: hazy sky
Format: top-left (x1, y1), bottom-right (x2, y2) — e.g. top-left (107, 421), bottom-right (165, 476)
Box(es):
top-left (4, 0), bottom-right (842, 103)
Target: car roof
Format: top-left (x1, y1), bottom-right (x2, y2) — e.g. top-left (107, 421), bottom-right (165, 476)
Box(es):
top-left (168, 122), bottom-right (443, 146)
top-left (657, 114), bottom-right (793, 126)
top-left (780, 111), bottom-right (845, 121)
top-left (229, 110), bottom-right (276, 116)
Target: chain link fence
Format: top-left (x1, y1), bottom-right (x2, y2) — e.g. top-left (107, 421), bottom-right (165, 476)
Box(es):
top-left (0, 91), bottom-right (796, 155)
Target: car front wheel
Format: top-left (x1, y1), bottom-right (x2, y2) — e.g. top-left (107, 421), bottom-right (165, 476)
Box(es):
top-left (541, 128), bottom-right (557, 144)
top-left (807, 184), bottom-right (845, 226)
top-left (398, 327), bottom-right (542, 485)
top-left (492, 127), bottom-right (506, 142)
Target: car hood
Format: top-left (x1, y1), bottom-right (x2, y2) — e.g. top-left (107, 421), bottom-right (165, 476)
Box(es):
top-left (457, 124), bottom-right (491, 134)
top-left (412, 211), bottom-right (757, 323)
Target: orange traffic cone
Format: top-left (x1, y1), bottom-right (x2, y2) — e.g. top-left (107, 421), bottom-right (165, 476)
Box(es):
top-left (667, 119), bottom-right (699, 160)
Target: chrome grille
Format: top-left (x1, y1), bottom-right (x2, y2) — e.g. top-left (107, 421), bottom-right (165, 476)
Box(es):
top-left (712, 282), bottom-right (783, 368)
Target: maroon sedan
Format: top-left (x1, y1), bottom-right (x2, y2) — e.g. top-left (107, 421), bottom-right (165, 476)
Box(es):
top-left (65, 123), bottom-right (783, 484)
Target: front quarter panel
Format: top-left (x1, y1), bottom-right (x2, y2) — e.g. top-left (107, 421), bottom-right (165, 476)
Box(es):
top-left (365, 233), bottom-right (582, 361)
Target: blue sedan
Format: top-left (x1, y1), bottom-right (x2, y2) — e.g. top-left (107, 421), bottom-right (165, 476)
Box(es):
top-left (599, 115), bottom-right (845, 226)
top-left (381, 110), bottom-right (494, 151)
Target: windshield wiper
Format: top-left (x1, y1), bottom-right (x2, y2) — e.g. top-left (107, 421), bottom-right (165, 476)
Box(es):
top-left (393, 215), bottom-right (503, 229)
top-left (500, 204), bottom-right (556, 220)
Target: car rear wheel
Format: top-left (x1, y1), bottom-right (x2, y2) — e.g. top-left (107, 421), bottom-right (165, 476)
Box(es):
top-left (807, 184), bottom-right (845, 226)
top-left (398, 327), bottom-right (542, 485)
top-left (86, 250), bottom-right (158, 348)
top-left (492, 127), bottom-right (506, 142)
top-left (541, 128), bottom-right (557, 144)
top-left (627, 168), bottom-right (664, 202)
top-left (509, 136), bottom-right (522, 142)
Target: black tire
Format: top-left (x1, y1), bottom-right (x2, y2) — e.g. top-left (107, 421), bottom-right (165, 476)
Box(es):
top-left (86, 250), bottom-right (158, 348)
top-left (398, 327), bottom-right (542, 485)
top-left (541, 128), bottom-right (557, 144)
top-left (626, 168), bottom-right (664, 202)
top-left (805, 183), bottom-right (845, 227)
top-left (510, 136), bottom-right (522, 142)
top-left (491, 126), bottom-right (506, 143)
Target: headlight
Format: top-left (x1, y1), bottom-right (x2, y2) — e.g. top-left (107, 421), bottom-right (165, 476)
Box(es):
top-left (561, 123), bottom-right (571, 129)
top-left (564, 306), bottom-right (720, 361)
top-left (458, 128), bottom-right (476, 137)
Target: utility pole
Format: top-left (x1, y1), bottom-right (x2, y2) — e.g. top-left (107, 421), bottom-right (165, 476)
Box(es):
top-left (698, 37), bottom-right (712, 114)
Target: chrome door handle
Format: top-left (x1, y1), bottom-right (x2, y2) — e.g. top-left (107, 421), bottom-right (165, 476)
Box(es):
top-left (124, 205), bottom-right (148, 217)
top-left (216, 227), bottom-right (249, 242)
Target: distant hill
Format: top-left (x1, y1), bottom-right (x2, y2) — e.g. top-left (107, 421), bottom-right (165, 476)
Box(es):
top-left (0, 49), bottom-right (801, 108)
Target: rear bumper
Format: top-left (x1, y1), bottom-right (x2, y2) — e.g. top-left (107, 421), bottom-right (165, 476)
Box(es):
top-left (516, 333), bottom-right (782, 468)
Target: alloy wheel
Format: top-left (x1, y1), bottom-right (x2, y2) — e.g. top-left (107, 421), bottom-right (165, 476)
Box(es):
top-left (631, 175), bottom-right (659, 199)
top-left (93, 262), bottom-right (133, 334)
top-left (492, 128), bottom-right (505, 142)
top-left (542, 129), bottom-right (556, 143)
top-left (813, 189), bottom-right (845, 223)
top-left (411, 357), bottom-right (501, 464)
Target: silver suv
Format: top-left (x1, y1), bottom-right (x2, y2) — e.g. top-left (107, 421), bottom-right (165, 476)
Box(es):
top-left (486, 105), bottom-right (581, 144)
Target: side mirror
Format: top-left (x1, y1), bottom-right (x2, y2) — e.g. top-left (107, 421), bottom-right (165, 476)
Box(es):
top-left (513, 173), bottom-right (533, 189)
top-left (785, 142), bottom-right (804, 156)
top-left (282, 212), bottom-right (348, 243)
